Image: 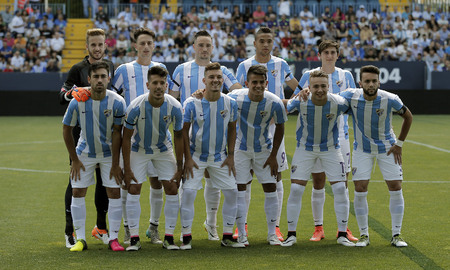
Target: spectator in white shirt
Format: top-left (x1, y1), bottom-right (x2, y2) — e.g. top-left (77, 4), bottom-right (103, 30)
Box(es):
top-left (10, 50), bottom-right (24, 71)
top-left (162, 6), bottom-right (176, 21)
top-left (25, 23), bottom-right (40, 39)
top-left (50, 32), bottom-right (65, 54)
top-left (411, 5), bottom-right (422, 20)
top-left (356, 5), bottom-right (368, 22)
top-left (209, 5), bottom-right (222, 22)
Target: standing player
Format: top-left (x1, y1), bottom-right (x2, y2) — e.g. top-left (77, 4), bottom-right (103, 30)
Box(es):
top-left (295, 40), bottom-right (358, 242)
top-left (228, 65), bottom-right (287, 246)
top-left (62, 61), bottom-right (126, 252)
top-left (58, 28), bottom-right (115, 248)
top-left (112, 27), bottom-right (170, 245)
top-left (180, 62), bottom-right (244, 249)
top-left (169, 30), bottom-right (242, 241)
top-left (122, 66), bottom-right (184, 251)
top-left (235, 27), bottom-right (300, 240)
top-left (282, 70), bottom-right (355, 247)
top-left (340, 65), bottom-right (412, 247)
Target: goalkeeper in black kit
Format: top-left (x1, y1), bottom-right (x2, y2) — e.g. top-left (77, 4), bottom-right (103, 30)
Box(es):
top-left (58, 28), bottom-right (117, 248)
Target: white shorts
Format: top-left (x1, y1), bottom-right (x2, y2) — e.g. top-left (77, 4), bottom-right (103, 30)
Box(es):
top-left (351, 149), bottom-right (403, 181)
top-left (235, 149), bottom-right (277, 185)
top-left (291, 147), bottom-right (346, 182)
top-left (182, 155), bottom-right (237, 190)
top-left (269, 123), bottom-right (288, 172)
top-left (312, 136), bottom-right (351, 174)
top-left (71, 155), bottom-right (120, 188)
top-left (120, 154), bottom-right (157, 178)
top-left (130, 150), bottom-right (176, 184)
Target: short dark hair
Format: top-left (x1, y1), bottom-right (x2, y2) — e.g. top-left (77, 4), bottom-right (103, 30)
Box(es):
top-left (147, 66), bottom-right (168, 80)
top-left (255, 27), bottom-right (273, 39)
top-left (204, 62), bottom-right (221, 75)
top-left (194, 30), bottom-right (212, 42)
top-left (309, 70), bottom-right (328, 81)
top-left (318, 40), bottom-right (339, 54)
top-left (247, 65), bottom-right (267, 80)
top-left (133, 27), bottom-right (156, 42)
top-left (88, 61), bottom-right (109, 76)
top-left (360, 65), bottom-right (380, 80)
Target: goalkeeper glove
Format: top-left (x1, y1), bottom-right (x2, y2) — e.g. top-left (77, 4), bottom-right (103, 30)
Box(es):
top-left (71, 86), bottom-right (91, 102)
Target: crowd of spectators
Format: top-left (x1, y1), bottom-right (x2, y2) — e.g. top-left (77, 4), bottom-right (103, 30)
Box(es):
top-left (1, 3), bottom-right (450, 73)
top-left (0, 5), bottom-right (65, 72)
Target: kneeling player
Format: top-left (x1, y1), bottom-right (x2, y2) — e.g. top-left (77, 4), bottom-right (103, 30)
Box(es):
top-left (62, 61), bottom-right (126, 252)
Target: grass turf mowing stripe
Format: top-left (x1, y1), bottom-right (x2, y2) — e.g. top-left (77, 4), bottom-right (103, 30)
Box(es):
top-left (324, 184), bottom-right (443, 270)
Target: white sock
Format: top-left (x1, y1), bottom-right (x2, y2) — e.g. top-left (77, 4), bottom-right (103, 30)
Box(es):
top-left (71, 197), bottom-right (86, 241)
top-left (236, 190), bottom-right (247, 236)
top-left (389, 189), bottom-right (404, 236)
top-left (204, 179), bottom-right (220, 227)
top-left (286, 183), bottom-right (305, 232)
top-left (108, 198), bottom-right (122, 241)
top-left (149, 188), bottom-right (163, 225)
top-left (311, 188), bottom-right (325, 226)
top-left (331, 182), bottom-right (349, 233)
top-left (245, 183), bottom-right (251, 223)
top-left (126, 193), bottom-right (141, 237)
top-left (276, 180), bottom-right (284, 227)
top-left (164, 194), bottom-right (179, 236)
top-left (121, 189), bottom-right (128, 226)
top-left (222, 189), bottom-right (238, 234)
top-left (180, 188), bottom-right (197, 235)
top-left (354, 191), bottom-right (369, 236)
top-left (264, 191), bottom-right (278, 236)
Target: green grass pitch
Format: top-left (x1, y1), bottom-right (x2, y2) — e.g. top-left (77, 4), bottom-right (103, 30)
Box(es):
top-left (0, 115), bottom-right (449, 269)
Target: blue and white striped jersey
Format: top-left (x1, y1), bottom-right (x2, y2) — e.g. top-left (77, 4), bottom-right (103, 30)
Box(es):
top-left (183, 93), bottom-right (238, 162)
top-left (340, 88), bottom-right (404, 154)
top-left (63, 90), bottom-right (126, 158)
top-left (124, 93), bottom-right (183, 154)
top-left (171, 60), bottom-right (239, 104)
top-left (228, 88), bottom-right (287, 152)
top-left (296, 67), bottom-right (356, 139)
top-left (112, 60), bottom-right (172, 106)
top-left (287, 93), bottom-right (349, 152)
top-left (235, 55), bottom-right (294, 99)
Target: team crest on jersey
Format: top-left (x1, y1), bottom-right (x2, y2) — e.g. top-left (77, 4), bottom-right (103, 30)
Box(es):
top-left (352, 167), bottom-right (357, 175)
top-left (104, 109), bottom-right (112, 117)
top-left (260, 111), bottom-right (268, 117)
top-left (163, 115), bottom-right (170, 122)
top-left (336, 80), bottom-right (343, 87)
top-left (220, 110), bottom-right (228, 118)
top-left (291, 165), bottom-right (297, 173)
top-left (326, 113), bottom-right (335, 120)
top-left (376, 109), bottom-right (384, 116)
top-left (270, 69), bottom-right (278, 78)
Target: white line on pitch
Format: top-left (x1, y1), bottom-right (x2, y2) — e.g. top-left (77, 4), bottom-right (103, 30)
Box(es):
top-left (0, 167), bottom-right (67, 174)
top-left (0, 140), bottom-right (63, 146)
top-left (406, 140), bottom-right (450, 153)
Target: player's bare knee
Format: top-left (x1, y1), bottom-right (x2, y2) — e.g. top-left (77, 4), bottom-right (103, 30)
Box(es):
top-left (291, 179), bottom-right (308, 186)
top-left (312, 172), bottom-right (326, 189)
top-left (163, 181), bottom-right (178, 195)
top-left (262, 183), bottom-right (277, 192)
top-left (237, 184), bottom-right (247, 191)
top-left (106, 187), bottom-right (120, 199)
top-left (353, 180), bottom-right (369, 192)
top-left (72, 188), bottom-right (87, 197)
top-left (386, 180), bottom-right (402, 191)
top-left (149, 177), bottom-right (162, 189)
top-left (128, 183), bottom-right (142, 195)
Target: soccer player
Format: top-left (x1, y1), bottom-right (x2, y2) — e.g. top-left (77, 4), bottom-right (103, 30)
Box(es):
top-left (112, 27), bottom-right (170, 245)
top-left (235, 26), bottom-right (300, 240)
top-left (58, 28), bottom-right (115, 248)
top-left (229, 65), bottom-right (287, 246)
top-left (295, 40), bottom-right (358, 242)
top-left (62, 61), bottom-right (126, 252)
top-left (340, 65), bottom-right (413, 247)
top-left (180, 62), bottom-right (244, 249)
top-left (282, 70), bottom-right (355, 247)
top-left (122, 66), bottom-right (184, 251)
top-left (169, 30), bottom-right (242, 241)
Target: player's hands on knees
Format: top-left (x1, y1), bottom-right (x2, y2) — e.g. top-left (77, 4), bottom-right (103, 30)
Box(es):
top-left (221, 155), bottom-right (236, 177)
top-left (263, 154), bottom-right (278, 177)
top-left (123, 169), bottom-right (138, 190)
top-left (71, 159), bottom-right (85, 181)
top-left (191, 88), bottom-right (205, 99)
top-left (299, 87), bottom-right (310, 101)
top-left (184, 158), bottom-right (198, 180)
top-left (71, 86), bottom-right (91, 102)
top-left (387, 145), bottom-right (402, 165)
top-left (170, 169), bottom-right (183, 188)
top-left (110, 165), bottom-right (124, 185)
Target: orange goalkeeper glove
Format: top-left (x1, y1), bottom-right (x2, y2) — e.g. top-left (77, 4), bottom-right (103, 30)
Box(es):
top-left (71, 86), bottom-right (91, 102)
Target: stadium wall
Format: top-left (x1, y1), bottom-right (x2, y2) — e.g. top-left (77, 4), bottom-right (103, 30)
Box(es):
top-left (1, 62), bottom-right (449, 116)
